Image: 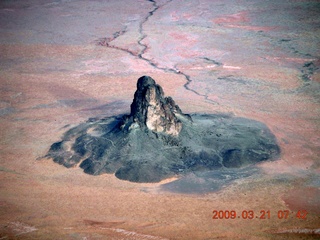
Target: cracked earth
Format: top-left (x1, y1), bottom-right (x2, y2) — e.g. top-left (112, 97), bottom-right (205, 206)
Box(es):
top-left (0, 0), bottom-right (319, 239)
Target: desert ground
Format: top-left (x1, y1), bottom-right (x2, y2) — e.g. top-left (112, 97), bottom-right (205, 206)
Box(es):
top-left (0, 0), bottom-right (319, 239)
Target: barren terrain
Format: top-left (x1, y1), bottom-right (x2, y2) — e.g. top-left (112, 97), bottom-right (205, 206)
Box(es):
top-left (0, 0), bottom-right (319, 239)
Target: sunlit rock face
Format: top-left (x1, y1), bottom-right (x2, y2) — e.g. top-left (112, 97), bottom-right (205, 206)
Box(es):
top-left (46, 76), bottom-right (280, 183)
top-left (128, 76), bottom-right (182, 136)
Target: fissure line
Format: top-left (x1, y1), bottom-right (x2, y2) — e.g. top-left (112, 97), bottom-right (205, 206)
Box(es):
top-left (97, 0), bottom-right (218, 105)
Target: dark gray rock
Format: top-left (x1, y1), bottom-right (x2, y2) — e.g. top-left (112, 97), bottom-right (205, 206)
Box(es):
top-left (46, 76), bottom-right (280, 183)
top-left (126, 76), bottom-right (185, 136)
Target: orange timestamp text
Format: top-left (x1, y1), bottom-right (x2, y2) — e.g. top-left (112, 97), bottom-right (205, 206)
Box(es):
top-left (212, 210), bottom-right (308, 220)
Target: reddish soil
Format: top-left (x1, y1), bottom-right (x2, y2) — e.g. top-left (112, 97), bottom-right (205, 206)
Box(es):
top-left (0, 0), bottom-right (319, 239)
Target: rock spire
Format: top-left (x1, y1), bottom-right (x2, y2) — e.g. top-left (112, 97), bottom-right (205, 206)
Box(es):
top-left (129, 76), bottom-right (183, 136)
top-left (46, 75), bottom-right (280, 183)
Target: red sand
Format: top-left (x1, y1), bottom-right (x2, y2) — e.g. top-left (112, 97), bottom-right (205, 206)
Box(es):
top-left (0, 0), bottom-right (319, 239)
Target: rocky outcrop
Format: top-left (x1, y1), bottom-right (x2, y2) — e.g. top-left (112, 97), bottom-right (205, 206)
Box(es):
top-left (46, 76), bottom-right (280, 183)
top-left (127, 76), bottom-right (183, 136)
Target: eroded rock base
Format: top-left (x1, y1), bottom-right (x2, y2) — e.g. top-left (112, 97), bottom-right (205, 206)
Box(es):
top-left (46, 113), bottom-right (280, 182)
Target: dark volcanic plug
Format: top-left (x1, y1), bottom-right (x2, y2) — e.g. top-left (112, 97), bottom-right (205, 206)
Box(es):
top-left (46, 76), bottom-right (280, 183)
